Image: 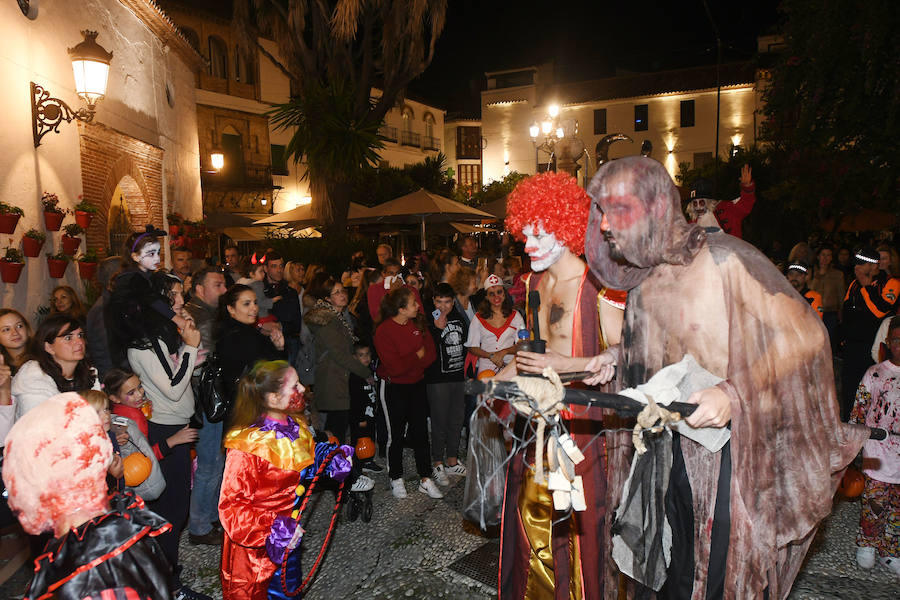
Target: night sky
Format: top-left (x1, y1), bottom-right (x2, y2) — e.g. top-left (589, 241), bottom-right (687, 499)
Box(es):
top-left (409, 0), bottom-right (783, 115)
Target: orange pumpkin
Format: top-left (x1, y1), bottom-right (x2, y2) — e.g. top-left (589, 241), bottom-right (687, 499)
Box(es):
top-left (123, 452), bottom-right (152, 487)
top-left (355, 436), bottom-right (376, 460)
top-left (140, 402), bottom-right (152, 418)
top-left (477, 369), bottom-right (496, 380)
top-left (838, 467), bottom-right (865, 498)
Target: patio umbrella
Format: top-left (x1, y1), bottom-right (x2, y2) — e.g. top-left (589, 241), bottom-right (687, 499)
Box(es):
top-left (479, 197), bottom-right (506, 220)
top-left (253, 202), bottom-right (373, 227)
top-left (354, 188), bottom-right (494, 250)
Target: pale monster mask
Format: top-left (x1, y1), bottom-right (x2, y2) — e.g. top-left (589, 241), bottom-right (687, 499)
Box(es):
top-left (523, 223), bottom-right (566, 272)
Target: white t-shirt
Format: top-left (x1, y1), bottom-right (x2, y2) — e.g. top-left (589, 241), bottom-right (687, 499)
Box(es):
top-left (465, 311), bottom-right (525, 375)
top-left (854, 360), bottom-right (900, 483)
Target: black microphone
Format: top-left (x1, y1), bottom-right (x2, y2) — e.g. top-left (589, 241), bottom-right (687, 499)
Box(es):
top-left (527, 290), bottom-right (546, 353)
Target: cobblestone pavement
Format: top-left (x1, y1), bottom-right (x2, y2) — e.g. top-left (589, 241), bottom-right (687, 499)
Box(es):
top-left (1, 448), bottom-right (897, 599)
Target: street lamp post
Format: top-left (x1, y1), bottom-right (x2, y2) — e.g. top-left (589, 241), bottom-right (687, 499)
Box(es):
top-left (528, 104), bottom-right (583, 178)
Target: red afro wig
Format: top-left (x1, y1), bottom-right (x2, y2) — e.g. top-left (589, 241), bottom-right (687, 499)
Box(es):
top-left (505, 172), bottom-right (590, 255)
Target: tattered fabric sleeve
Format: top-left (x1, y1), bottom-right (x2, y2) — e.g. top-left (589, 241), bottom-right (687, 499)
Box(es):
top-left (713, 244), bottom-right (869, 599)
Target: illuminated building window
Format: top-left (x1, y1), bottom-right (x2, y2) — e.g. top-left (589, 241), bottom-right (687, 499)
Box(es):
top-left (680, 100), bottom-right (695, 128)
top-left (593, 109), bottom-right (607, 135)
top-left (458, 164), bottom-right (481, 190)
top-left (209, 36), bottom-right (228, 79)
top-left (634, 104), bottom-right (648, 131)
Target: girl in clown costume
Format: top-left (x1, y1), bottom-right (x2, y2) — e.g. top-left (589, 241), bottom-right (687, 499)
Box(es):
top-left (218, 360), bottom-right (372, 599)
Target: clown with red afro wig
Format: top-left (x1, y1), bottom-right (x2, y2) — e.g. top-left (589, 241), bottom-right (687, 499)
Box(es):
top-left (506, 171), bottom-right (591, 256)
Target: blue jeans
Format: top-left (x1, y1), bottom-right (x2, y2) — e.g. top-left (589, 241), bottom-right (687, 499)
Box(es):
top-left (188, 414), bottom-right (225, 535)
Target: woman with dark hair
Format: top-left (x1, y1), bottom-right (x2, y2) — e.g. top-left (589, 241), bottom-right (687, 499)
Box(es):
top-left (11, 314), bottom-right (99, 419)
top-left (349, 268), bottom-right (381, 346)
top-left (218, 361), bottom-right (368, 598)
top-left (216, 284), bottom-right (285, 407)
top-left (123, 271), bottom-right (205, 600)
top-left (464, 274), bottom-right (525, 377)
top-left (305, 274), bottom-right (372, 441)
top-left (0, 308), bottom-right (32, 375)
top-left (374, 286), bottom-right (441, 500)
top-left (49, 285), bottom-right (86, 322)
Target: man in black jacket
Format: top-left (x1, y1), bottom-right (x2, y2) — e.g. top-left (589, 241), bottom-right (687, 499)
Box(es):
top-left (262, 252), bottom-right (302, 363)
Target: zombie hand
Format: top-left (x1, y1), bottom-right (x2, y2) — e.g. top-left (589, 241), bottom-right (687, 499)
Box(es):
top-left (740, 164), bottom-right (753, 187)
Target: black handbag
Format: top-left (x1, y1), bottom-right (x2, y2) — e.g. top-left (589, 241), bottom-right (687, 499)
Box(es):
top-left (197, 353), bottom-right (229, 423)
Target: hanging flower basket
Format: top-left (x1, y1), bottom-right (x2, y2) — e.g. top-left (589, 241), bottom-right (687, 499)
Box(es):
top-left (22, 229), bottom-right (46, 257)
top-left (47, 256), bottom-right (69, 278)
top-left (0, 259), bottom-right (24, 283)
top-left (77, 261), bottom-right (98, 279)
top-left (61, 234), bottom-right (82, 255)
top-left (0, 213), bottom-right (21, 235)
top-left (44, 211), bottom-right (64, 231)
top-left (169, 225), bottom-right (180, 237)
top-left (74, 210), bottom-right (94, 229)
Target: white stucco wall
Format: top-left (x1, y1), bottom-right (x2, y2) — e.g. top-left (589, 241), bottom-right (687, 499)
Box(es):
top-left (0, 0), bottom-right (200, 319)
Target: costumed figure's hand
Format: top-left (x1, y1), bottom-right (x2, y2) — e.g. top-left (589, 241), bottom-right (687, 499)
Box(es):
top-left (583, 349), bottom-right (618, 386)
top-left (301, 442), bottom-right (355, 483)
top-left (168, 424), bottom-right (199, 447)
top-left (515, 348), bottom-right (578, 374)
top-left (490, 351), bottom-right (506, 368)
top-left (180, 320), bottom-right (202, 348)
top-left (740, 164), bottom-right (753, 187)
top-left (684, 386), bottom-right (732, 428)
top-left (266, 515), bottom-right (303, 563)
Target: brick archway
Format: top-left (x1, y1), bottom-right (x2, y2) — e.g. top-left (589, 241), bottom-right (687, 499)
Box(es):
top-left (78, 122), bottom-right (164, 257)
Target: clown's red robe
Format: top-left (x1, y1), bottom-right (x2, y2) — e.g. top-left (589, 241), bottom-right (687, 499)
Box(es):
top-left (500, 268), bottom-right (628, 600)
top-left (218, 417), bottom-right (315, 600)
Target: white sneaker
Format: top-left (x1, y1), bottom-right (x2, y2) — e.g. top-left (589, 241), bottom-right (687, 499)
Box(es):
top-left (418, 477), bottom-right (444, 499)
top-left (390, 478), bottom-right (407, 498)
top-left (445, 462), bottom-right (467, 476)
top-left (350, 474), bottom-right (374, 492)
top-left (880, 555), bottom-right (900, 577)
top-left (856, 546), bottom-right (876, 569)
top-left (432, 464), bottom-right (450, 486)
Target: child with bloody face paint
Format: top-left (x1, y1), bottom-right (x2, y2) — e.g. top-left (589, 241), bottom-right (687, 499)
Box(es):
top-left (218, 361), bottom-right (365, 599)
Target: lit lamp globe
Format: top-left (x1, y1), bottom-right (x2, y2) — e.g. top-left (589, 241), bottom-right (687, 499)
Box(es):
top-left (548, 104), bottom-right (560, 118)
top-left (68, 31), bottom-right (113, 110)
top-left (529, 123), bottom-right (540, 139)
top-left (210, 151), bottom-right (225, 171)
top-left (541, 120), bottom-right (552, 135)
top-left (556, 127), bottom-right (565, 139)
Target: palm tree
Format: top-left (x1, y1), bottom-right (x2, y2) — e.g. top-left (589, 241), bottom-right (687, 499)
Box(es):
top-left (233, 0), bottom-right (448, 235)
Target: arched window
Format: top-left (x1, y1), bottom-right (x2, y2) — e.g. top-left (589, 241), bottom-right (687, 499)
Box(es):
top-left (209, 36), bottom-right (228, 79)
top-left (235, 46), bottom-right (255, 85)
top-left (423, 112), bottom-right (435, 138)
top-left (401, 106), bottom-right (414, 132)
top-left (180, 27), bottom-right (200, 53)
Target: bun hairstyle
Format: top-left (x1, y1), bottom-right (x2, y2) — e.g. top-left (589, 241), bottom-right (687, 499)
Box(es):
top-left (230, 360), bottom-right (293, 430)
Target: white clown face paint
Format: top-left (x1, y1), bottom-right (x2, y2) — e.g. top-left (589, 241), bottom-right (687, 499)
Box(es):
top-left (523, 223), bottom-right (566, 272)
top-left (133, 242), bottom-right (161, 272)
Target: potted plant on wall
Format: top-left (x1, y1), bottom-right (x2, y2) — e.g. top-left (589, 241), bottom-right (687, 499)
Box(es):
top-left (46, 250), bottom-right (70, 279)
top-left (72, 196), bottom-right (98, 229)
top-left (22, 228), bottom-right (46, 257)
top-left (167, 212), bottom-right (183, 237)
top-left (42, 192), bottom-right (65, 231)
top-left (0, 202), bottom-right (24, 235)
top-left (1, 244), bottom-right (25, 283)
top-left (76, 248), bottom-right (100, 280)
top-left (61, 223), bottom-right (83, 255)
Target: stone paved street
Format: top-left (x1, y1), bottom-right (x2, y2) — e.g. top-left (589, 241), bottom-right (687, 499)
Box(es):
top-left (0, 447), bottom-right (897, 599)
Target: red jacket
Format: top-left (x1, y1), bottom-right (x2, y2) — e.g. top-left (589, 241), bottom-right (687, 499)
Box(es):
top-left (374, 318), bottom-right (436, 384)
top-left (713, 181), bottom-right (756, 238)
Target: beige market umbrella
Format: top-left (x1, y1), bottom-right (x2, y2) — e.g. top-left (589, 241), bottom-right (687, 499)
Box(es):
top-left (253, 202), bottom-right (373, 228)
top-left (354, 188), bottom-right (494, 250)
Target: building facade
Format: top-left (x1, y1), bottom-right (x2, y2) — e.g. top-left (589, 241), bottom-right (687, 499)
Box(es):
top-left (443, 118), bottom-right (483, 198)
top-left (160, 1), bottom-right (445, 229)
top-left (480, 62), bottom-right (760, 188)
top-left (0, 0), bottom-right (202, 318)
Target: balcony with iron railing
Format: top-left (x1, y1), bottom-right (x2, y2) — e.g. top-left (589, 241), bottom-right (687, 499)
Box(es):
top-left (400, 130), bottom-right (421, 147)
top-left (423, 135), bottom-right (441, 151)
top-left (379, 125), bottom-right (398, 143)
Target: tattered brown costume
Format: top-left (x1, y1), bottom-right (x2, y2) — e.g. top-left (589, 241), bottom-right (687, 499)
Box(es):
top-left (584, 157), bottom-right (868, 599)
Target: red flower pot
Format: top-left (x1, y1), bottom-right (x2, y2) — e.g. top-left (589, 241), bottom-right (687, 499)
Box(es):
top-left (74, 210), bottom-right (94, 229)
top-left (0, 260), bottom-right (24, 283)
top-left (61, 234), bottom-right (81, 255)
top-left (22, 236), bottom-right (44, 257)
top-left (0, 213), bottom-right (21, 234)
top-left (77, 261), bottom-right (98, 280)
top-left (43, 211), bottom-right (64, 231)
top-left (169, 225), bottom-right (180, 237)
top-left (47, 257), bottom-right (68, 278)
